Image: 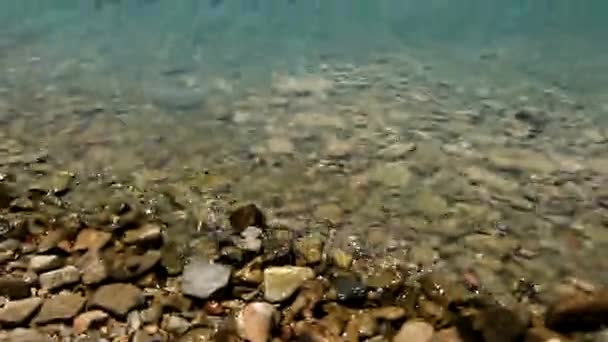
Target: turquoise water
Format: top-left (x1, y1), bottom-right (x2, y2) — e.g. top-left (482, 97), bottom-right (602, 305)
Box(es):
top-left (2, 1), bottom-right (608, 99)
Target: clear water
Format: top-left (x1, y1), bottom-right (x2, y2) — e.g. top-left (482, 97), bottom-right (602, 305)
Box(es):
top-left (1, 1), bottom-right (608, 295)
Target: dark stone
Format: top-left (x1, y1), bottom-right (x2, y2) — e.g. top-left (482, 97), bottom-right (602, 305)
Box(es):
top-left (333, 274), bottom-right (367, 304)
top-left (229, 204), bottom-right (266, 231)
top-left (107, 250), bottom-right (161, 281)
top-left (0, 276), bottom-right (34, 299)
top-left (0, 215), bottom-right (29, 240)
top-left (514, 107), bottom-right (547, 131)
top-left (0, 183), bottom-right (13, 208)
top-left (545, 289), bottom-right (608, 332)
top-left (452, 300), bottom-right (529, 342)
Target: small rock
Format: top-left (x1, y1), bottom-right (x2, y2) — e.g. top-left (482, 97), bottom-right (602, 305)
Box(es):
top-left (37, 229), bottom-right (69, 253)
top-left (72, 228), bottom-right (112, 251)
top-left (263, 266), bottom-right (315, 302)
top-left (0, 238), bottom-right (20, 253)
top-left (393, 320), bottom-right (434, 342)
top-left (39, 265), bottom-right (80, 290)
top-left (545, 288), bottom-right (608, 332)
top-left (127, 311), bottom-right (143, 332)
top-left (123, 223), bottom-right (162, 245)
top-left (524, 327), bottom-right (570, 342)
top-left (90, 283), bottom-right (143, 317)
top-left (333, 274), bottom-right (367, 303)
top-left (237, 302), bottom-right (277, 342)
top-left (229, 204), bottom-right (266, 231)
top-left (107, 250), bottom-right (161, 281)
top-left (0, 276), bottom-right (33, 299)
top-left (237, 226), bottom-right (263, 253)
top-left (29, 255), bottom-right (65, 273)
top-left (161, 314), bottom-right (191, 335)
top-left (33, 293), bottom-right (86, 324)
top-left (433, 327), bottom-right (465, 342)
top-left (294, 235), bottom-right (324, 265)
top-left (178, 327), bottom-right (215, 341)
top-left (0, 297), bottom-right (42, 326)
top-left (312, 203), bottom-right (344, 224)
top-left (181, 257), bottom-right (231, 299)
top-left (161, 240), bottom-right (186, 276)
top-left (76, 250), bottom-right (108, 284)
top-left (73, 310), bottom-right (109, 334)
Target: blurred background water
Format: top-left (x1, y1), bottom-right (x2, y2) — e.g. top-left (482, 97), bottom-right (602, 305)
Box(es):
top-left (1, 0), bottom-right (608, 293)
top-left (1, 0), bottom-right (608, 103)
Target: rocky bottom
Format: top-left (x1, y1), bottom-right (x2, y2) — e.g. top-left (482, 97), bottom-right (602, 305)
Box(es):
top-left (0, 202), bottom-right (606, 342)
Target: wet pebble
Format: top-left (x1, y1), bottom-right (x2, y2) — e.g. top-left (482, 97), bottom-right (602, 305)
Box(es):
top-left (90, 283), bottom-right (144, 317)
top-left (263, 266), bottom-right (315, 302)
top-left (0, 297), bottom-right (42, 326)
top-left (181, 257), bottom-right (231, 299)
top-left (393, 320), bottom-right (434, 342)
top-left (28, 255), bottom-right (65, 273)
top-left (33, 293), bottom-right (86, 324)
top-left (237, 302), bottom-right (277, 342)
top-left (73, 310), bottom-right (109, 334)
top-left (545, 288), bottom-right (608, 332)
top-left (39, 265), bottom-right (80, 290)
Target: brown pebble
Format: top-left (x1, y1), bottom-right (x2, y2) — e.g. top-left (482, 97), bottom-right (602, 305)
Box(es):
top-left (204, 300), bottom-right (224, 315)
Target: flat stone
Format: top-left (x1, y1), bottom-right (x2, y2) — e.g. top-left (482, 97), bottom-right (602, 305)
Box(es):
top-left (263, 266), bottom-right (315, 302)
top-left (90, 283), bottom-right (143, 317)
top-left (237, 302), bottom-right (277, 342)
top-left (73, 310), bottom-right (109, 334)
top-left (161, 314), bottom-right (191, 335)
top-left (76, 250), bottom-right (108, 285)
top-left (0, 276), bottom-right (33, 299)
top-left (107, 250), bottom-right (161, 281)
top-left (0, 328), bottom-right (47, 342)
top-left (393, 320), bottom-right (435, 342)
top-left (29, 255), bottom-right (65, 273)
top-left (0, 297), bottom-right (42, 326)
top-left (37, 229), bottom-right (69, 253)
top-left (39, 265), bottom-right (80, 290)
top-left (72, 228), bottom-right (112, 251)
top-left (123, 224), bottom-right (162, 245)
top-left (33, 293), bottom-right (86, 324)
top-left (181, 258), bottom-right (231, 299)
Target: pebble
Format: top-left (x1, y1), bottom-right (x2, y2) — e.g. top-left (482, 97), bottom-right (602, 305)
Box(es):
top-left (0, 276), bottom-right (33, 299)
top-left (181, 257), bottom-right (231, 300)
top-left (28, 255), bottom-right (64, 273)
top-left (263, 266), bottom-right (315, 302)
top-left (161, 314), bottom-right (191, 335)
top-left (90, 283), bottom-right (144, 317)
top-left (76, 250), bottom-right (108, 284)
top-left (123, 223), bottom-right (162, 245)
top-left (73, 310), bottom-right (109, 334)
top-left (238, 226), bottom-right (263, 253)
top-left (72, 228), bottom-right (112, 251)
top-left (393, 320), bottom-right (435, 342)
top-left (33, 293), bottom-right (86, 324)
top-left (545, 288), bottom-right (608, 332)
top-left (237, 302), bottom-right (277, 342)
top-left (0, 297), bottom-right (42, 326)
top-left (39, 265), bottom-right (80, 290)
top-left (229, 204), bottom-right (266, 231)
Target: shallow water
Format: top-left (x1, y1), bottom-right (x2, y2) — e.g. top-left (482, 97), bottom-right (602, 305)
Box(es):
top-left (1, 0), bottom-right (608, 333)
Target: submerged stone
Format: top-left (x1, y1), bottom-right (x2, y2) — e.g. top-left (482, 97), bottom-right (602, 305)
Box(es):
top-left (181, 257), bottom-right (232, 299)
